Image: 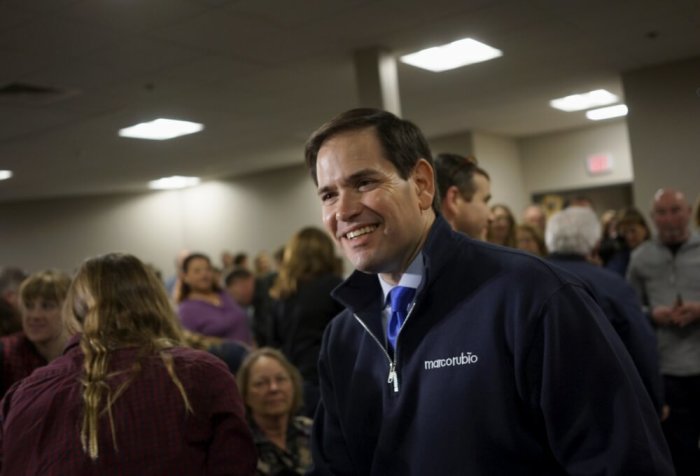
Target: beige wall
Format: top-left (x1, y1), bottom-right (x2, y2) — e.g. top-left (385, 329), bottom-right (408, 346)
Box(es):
top-left (622, 56), bottom-right (700, 210)
top-left (0, 165), bottom-right (324, 275)
top-left (10, 60), bottom-right (698, 277)
top-left (428, 130), bottom-right (528, 212)
top-left (472, 131), bottom-right (527, 213)
top-left (519, 120), bottom-right (633, 197)
top-left (0, 123), bottom-right (636, 275)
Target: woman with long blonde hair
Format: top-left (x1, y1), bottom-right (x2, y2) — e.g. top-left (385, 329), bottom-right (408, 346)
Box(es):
top-left (0, 253), bottom-right (256, 475)
top-left (268, 227), bottom-right (343, 417)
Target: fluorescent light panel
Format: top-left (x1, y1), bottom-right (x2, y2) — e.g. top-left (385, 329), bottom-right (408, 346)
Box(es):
top-left (400, 38), bottom-right (502, 72)
top-left (149, 176), bottom-right (200, 190)
top-left (0, 170), bottom-right (12, 180)
top-left (119, 118), bottom-right (203, 140)
top-left (549, 89), bottom-right (618, 112)
top-left (586, 104), bottom-right (628, 121)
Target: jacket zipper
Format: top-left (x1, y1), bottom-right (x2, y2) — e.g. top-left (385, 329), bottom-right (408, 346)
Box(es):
top-left (352, 301), bottom-right (417, 393)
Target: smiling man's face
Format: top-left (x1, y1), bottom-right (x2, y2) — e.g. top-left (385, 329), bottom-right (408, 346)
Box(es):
top-left (316, 127), bottom-right (434, 284)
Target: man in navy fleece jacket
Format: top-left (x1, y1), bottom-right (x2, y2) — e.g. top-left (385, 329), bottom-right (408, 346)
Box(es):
top-left (303, 107), bottom-right (674, 476)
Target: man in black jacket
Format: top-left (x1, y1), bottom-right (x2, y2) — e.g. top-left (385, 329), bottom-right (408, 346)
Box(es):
top-left (303, 108), bottom-right (673, 476)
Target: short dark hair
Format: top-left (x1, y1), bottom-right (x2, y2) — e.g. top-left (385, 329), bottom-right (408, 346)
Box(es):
top-left (304, 108), bottom-right (439, 214)
top-left (434, 153), bottom-right (489, 202)
top-left (233, 253), bottom-right (248, 267)
top-left (224, 267), bottom-right (253, 287)
top-left (177, 252), bottom-right (221, 302)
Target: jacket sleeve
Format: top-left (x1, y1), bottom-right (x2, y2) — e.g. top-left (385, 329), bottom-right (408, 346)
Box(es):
top-left (604, 283), bottom-right (664, 412)
top-left (524, 283), bottom-right (674, 475)
top-left (308, 323), bottom-right (356, 476)
top-left (626, 257), bottom-right (650, 310)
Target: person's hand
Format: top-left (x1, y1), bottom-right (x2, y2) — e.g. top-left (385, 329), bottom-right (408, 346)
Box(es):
top-left (651, 306), bottom-right (674, 326)
top-left (661, 404), bottom-right (670, 422)
top-left (670, 301), bottom-right (700, 327)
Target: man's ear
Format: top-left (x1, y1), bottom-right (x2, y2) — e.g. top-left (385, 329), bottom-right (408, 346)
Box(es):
top-left (442, 185), bottom-right (462, 216)
top-left (412, 159), bottom-right (435, 211)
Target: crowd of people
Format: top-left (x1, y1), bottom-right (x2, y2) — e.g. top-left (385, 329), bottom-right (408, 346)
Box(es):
top-left (0, 107), bottom-right (699, 475)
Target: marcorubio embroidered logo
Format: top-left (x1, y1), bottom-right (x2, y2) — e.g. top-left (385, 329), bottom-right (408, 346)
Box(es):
top-left (424, 352), bottom-right (479, 370)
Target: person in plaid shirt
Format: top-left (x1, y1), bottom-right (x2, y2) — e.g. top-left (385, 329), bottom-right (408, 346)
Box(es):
top-left (0, 269), bottom-right (71, 398)
top-left (0, 253), bottom-right (256, 475)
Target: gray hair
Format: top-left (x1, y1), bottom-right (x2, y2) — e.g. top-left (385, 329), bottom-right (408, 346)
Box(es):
top-left (545, 206), bottom-right (602, 255)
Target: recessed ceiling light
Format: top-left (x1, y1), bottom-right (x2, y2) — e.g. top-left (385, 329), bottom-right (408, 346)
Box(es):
top-left (148, 176), bottom-right (201, 190)
top-left (0, 170), bottom-right (13, 180)
top-left (549, 89), bottom-right (618, 112)
top-left (586, 104), bottom-right (628, 121)
top-left (400, 38), bottom-right (503, 72)
top-left (119, 118), bottom-right (203, 140)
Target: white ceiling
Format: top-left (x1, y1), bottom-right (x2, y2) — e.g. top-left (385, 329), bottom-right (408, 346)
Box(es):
top-left (1, 0), bottom-right (698, 202)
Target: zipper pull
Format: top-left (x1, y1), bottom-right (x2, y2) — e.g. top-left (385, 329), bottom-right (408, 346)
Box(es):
top-left (387, 362), bottom-right (399, 392)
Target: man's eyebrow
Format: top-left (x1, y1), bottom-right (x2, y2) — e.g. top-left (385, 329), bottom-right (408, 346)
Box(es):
top-left (317, 184), bottom-right (334, 196)
top-left (347, 169), bottom-right (389, 186)
top-left (318, 169), bottom-right (383, 195)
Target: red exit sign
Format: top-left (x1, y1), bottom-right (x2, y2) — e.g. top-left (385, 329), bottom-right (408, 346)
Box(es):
top-left (586, 153), bottom-right (613, 175)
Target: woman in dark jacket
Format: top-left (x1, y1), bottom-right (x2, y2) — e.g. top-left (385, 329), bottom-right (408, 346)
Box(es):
top-left (268, 227), bottom-right (343, 417)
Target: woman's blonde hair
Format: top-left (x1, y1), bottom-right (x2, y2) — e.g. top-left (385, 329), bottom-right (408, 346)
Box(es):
top-left (19, 269), bottom-right (72, 310)
top-left (64, 253), bottom-right (192, 460)
top-left (269, 227), bottom-right (339, 299)
top-left (237, 347), bottom-right (303, 417)
top-left (487, 204), bottom-right (517, 247)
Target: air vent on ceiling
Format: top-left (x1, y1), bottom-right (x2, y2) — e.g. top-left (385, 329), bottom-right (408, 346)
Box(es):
top-left (0, 82), bottom-right (80, 105)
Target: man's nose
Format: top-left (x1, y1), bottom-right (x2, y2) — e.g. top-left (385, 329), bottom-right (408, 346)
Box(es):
top-left (336, 191), bottom-right (362, 222)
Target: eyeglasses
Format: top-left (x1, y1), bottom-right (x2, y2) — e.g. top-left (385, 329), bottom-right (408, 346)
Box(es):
top-left (250, 374), bottom-right (291, 390)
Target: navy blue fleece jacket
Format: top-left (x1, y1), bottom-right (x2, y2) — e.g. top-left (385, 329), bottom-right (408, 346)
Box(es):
top-left (309, 216), bottom-right (673, 476)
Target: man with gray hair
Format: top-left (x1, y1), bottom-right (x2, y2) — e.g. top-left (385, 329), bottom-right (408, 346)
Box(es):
top-left (627, 188), bottom-right (700, 476)
top-left (545, 206), bottom-right (663, 412)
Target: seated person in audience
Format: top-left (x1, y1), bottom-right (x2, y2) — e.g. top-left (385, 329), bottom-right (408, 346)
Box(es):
top-left (237, 347), bottom-right (312, 476)
top-left (268, 227), bottom-right (344, 417)
top-left (515, 223), bottom-right (548, 257)
top-left (606, 207), bottom-right (651, 276)
top-left (182, 329), bottom-right (249, 375)
top-left (596, 209), bottom-right (622, 266)
top-left (164, 248), bottom-right (189, 301)
top-left (0, 270), bottom-right (71, 397)
top-left (221, 250), bottom-right (235, 272)
top-left (0, 253), bottom-right (256, 475)
top-left (226, 267), bottom-right (256, 310)
top-left (487, 203), bottom-right (517, 247)
top-left (433, 153), bottom-right (493, 240)
top-left (234, 252), bottom-right (250, 270)
top-left (522, 203), bottom-right (547, 232)
top-left (0, 267), bottom-right (27, 337)
top-left (545, 206), bottom-right (663, 412)
top-left (254, 251), bottom-right (274, 278)
top-left (251, 253), bottom-right (281, 348)
top-left (177, 252), bottom-right (252, 345)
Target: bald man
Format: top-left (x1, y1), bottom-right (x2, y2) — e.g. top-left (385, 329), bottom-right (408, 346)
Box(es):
top-left (627, 188), bottom-right (700, 476)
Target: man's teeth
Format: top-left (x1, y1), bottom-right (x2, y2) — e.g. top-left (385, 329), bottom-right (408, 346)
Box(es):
top-left (346, 225), bottom-right (377, 240)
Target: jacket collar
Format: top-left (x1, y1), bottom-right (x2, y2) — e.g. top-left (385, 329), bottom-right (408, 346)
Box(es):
top-left (331, 215), bottom-right (457, 318)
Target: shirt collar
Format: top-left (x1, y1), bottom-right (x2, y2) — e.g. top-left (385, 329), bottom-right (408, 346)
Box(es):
top-left (378, 252), bottom-right (424, 304)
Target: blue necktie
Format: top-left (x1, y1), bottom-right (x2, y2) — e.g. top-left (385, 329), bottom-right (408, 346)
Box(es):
top-left (387, 286), bottom-right (416, 350)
